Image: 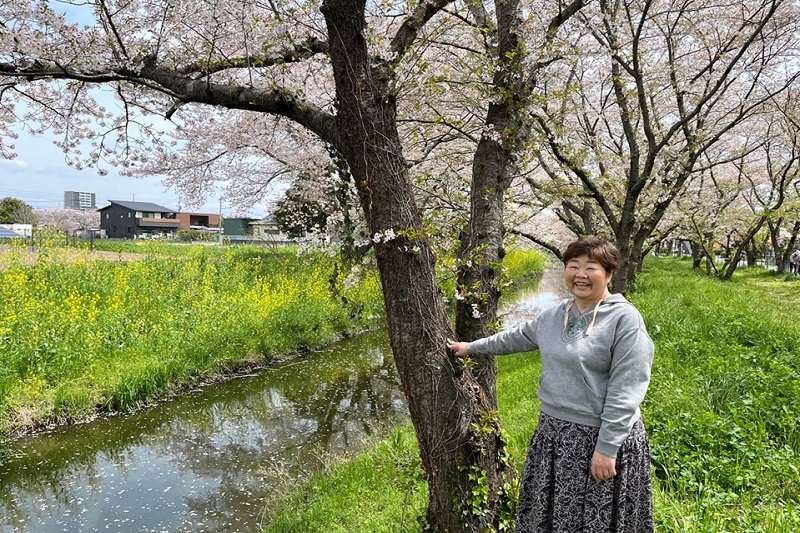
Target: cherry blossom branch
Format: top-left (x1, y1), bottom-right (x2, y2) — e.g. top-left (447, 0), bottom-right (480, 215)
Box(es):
top-left (532, 112), bottom-right (620, 231)
top-left (0, 57), bottom-right (339, 147)
top-left (175, 37), bottom-right (330, 76)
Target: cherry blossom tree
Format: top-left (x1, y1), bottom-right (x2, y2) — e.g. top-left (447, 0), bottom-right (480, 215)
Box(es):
top-left (0, 1), bottom-right (588, 528)
top-left (517, 0), bottom-right (800, 291)
top-left (6, 0), bottom-right (797, 525)
top-left (663, 88), bottom-right (800, 277)
top-left (35, 208), bottom-right (100, 233)
top-left (717, 108), bottom-right (800, 279)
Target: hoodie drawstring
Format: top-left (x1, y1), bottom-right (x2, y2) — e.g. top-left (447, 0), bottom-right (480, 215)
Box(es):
top-left (563, 299), bottom-right (604, 336)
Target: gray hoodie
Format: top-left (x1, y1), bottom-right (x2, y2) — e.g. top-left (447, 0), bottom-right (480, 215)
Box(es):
top-left (467, 293), bottom-right (654, 456)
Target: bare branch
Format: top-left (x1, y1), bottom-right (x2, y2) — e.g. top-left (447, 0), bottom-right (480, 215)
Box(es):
top-left (391, 0), bottom-right (458, 62)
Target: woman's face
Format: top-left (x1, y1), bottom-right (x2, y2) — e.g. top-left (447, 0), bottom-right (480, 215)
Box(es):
top-left (564, 254), bottom-right (613, 304)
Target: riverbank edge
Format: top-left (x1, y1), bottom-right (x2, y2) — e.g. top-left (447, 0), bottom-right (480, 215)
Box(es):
top-left (2, 325), bottom-right (377, 442)
top-left (0, 246), bottom-right (383, 441)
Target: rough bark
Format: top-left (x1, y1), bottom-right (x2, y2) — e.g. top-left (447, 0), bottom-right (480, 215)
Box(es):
top-left (322, 2), bottom-right (508, 529)
top-left (455, 0), bottom-right (523, 408)
top-left (456, 0), bottom-right (586, 391)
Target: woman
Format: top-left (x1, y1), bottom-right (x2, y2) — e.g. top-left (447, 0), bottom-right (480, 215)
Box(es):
top-left (447, 236), bottom-right (654, 533)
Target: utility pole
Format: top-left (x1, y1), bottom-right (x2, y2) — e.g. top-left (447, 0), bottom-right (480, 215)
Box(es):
top-left (218, 198), bottom-right (223, 245)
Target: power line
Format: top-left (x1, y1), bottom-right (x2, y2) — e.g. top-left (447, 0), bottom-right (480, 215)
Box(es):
top-left (0, 189), bottom-right (65, 200)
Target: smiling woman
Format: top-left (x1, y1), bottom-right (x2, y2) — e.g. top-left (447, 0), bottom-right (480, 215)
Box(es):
top-left (448, 236), bottom-right (655, 533)
top-left (562, 237), bottom-right (619, 312)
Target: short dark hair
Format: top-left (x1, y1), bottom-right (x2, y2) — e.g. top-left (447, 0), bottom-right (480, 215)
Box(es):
top-left (562, 236), bottom-right (622, 275)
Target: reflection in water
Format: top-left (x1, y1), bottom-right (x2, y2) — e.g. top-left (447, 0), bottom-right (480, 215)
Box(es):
top-left (499, 269), bottom-right (566, 328)
top-left (0, 331), bottom-right (405, 533)
top-left (500, 291), bottom-right (561, 328)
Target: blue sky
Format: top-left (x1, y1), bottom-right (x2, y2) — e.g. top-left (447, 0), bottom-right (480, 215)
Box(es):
top-left (0, 133), bottom-right (205, 212)
top-left (0, 2), bottom-right (277, 217)
top-left (0, 116), bottom-right (273, 216)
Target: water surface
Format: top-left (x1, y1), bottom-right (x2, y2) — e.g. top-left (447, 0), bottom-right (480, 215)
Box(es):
top-left (1, 331), bottom-right (404, 533)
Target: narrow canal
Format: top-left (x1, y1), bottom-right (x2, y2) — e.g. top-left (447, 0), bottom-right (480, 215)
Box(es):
top-left (0, 265), bottom-right (567, 533)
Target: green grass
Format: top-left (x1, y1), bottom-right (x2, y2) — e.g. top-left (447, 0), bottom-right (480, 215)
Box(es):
top-left (501, 248), bottom-right (548, 285)
top-left (263, 428), bottom-right (429, 533)
top-left (637, 259), bottom-right (800, 530)
top-left (262, 352), bottom-right (541, 533)
top-left (263, 257), bottom-right (800, 532)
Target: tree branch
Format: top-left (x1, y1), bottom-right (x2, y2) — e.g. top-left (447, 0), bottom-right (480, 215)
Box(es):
top-left (391, 0), bottom-right (457, 62)
top-left (176, 37), bottom-right (330, 76)
top-left (508, 228), bottom-right (564, 260)
top-left (0, 57), bottom-right (340, 147)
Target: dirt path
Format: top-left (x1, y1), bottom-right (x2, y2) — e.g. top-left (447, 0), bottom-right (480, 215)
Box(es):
top-left (0, 246), bottom-right (147, 269)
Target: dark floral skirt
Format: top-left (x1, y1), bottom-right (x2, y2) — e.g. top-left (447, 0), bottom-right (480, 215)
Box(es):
top-left (516, 413), bottom-right (654, 533)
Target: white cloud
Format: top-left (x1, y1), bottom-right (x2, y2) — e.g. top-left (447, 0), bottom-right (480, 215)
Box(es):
top-left (0, 159), bottom-right (30, 170)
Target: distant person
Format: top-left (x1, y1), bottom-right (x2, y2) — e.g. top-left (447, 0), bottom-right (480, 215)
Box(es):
top-left (448, 236), bottom-right (655, 533)
top-left (790, 249), bottom-right (800, 274)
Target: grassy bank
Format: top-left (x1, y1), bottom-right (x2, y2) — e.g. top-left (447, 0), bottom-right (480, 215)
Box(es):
top-left (0, 243), bottom-right (382, 436)
top-left (0, 242), bottom-right (544, 439)
top-left (263, 258), bottom-right (800, 532)
top-left (639, 260), bottom-right (800, 531)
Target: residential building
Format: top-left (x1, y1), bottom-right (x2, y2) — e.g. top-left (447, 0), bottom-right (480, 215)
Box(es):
top-left (64, 191), bottom-right (97, 211)
top-left (0, 225), bottom-right (23, 240)
top-left (222, 218), bottom-right (257, 238)
top-left (175, 212), bottom-right (221, 232)
top-left (98, 200), bottom-right (179, 239)
top-left (222, 216), bottom-right (294, 245)
top-left (251, 215), bottom-right (292, 243)
top-left (0, 223), bottom-right (32, 238)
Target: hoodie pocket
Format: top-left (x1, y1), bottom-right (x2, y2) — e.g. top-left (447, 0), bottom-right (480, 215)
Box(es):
top-left (582, 376), bottom-right (607, 399)
top-left (539, 371), bottom-right (606, 417)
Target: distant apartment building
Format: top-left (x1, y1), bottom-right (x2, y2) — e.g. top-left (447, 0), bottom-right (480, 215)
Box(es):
top-left (64, 191), bottom-right (97, 211)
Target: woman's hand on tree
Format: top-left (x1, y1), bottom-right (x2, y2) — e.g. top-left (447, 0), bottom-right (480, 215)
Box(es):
top-left (446, 339), bottom-right (469, 357)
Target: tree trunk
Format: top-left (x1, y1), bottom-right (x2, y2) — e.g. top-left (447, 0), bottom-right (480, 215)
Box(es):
top-left (691, 240), bottom-right (703, 269)
top-left (780, 220), bottom-right (800, 272)
top-left (612, 224), bottom-right (636, 293)
top-left (722, 218), bottom-right (767, 280)
top-left (455, 108), bottom-right (507, 405)
top-left (746, 241), bottom-right (758, 268)
top-left (322, 2), bottom-right (509, 529)
top-left (455, 0), bottom-right (528, 406)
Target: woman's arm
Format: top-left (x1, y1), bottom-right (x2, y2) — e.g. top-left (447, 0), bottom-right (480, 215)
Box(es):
top-left (596, 311), bottom-right (654, 457)
top-left (447, 319), bottom-right (541, 357)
